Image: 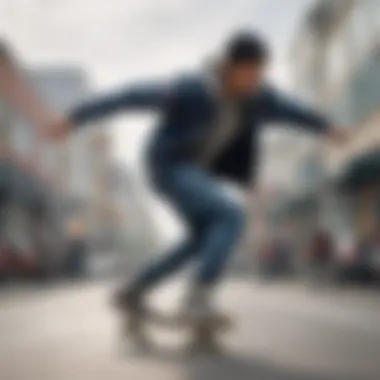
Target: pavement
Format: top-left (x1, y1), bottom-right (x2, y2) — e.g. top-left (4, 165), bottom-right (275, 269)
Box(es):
top-left (0, 278), bottom-right (380, 380)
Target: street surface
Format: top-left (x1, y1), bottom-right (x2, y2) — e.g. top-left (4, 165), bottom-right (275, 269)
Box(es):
top-left (0, 279), bottom-right (380, 380)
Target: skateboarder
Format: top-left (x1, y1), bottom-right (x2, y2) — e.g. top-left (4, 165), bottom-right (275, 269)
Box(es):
top-left (42, 32), bottom-right (347, 327)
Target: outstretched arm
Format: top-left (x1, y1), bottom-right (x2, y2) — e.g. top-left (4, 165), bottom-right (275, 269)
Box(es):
top-left (69, 81), bottom-right (170, 125)
top-left (43, 81), bottom-right (171, 140)
top-left (265, 89), bottom-right (330, 134)
top-left (263, 88), bottom-right (348, 144)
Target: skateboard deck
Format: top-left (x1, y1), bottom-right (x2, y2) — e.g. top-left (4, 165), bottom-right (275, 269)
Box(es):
top-left (143, 307), bottom-right (233, 332)
top-left (119, 307), bottom-right (232, 355)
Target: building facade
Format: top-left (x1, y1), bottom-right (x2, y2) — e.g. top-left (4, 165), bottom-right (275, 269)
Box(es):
top-left (292, 0), bottom-right (380, 246)
top-left (1, 66), bottom-right (116, 268)
top-left (27, 68), bottom-right (108, 243)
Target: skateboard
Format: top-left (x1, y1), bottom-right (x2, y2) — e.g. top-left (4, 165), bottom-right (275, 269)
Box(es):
top-left (119, 306), bottom-right (233, 355)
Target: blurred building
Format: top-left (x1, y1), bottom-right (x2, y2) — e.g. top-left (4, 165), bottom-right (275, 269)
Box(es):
top-left (28, 68), bottom-right (115, 247)
top-left (291, 0), bottom-right (380, 248)
top-left (1, 65), bottom-right (117, 269)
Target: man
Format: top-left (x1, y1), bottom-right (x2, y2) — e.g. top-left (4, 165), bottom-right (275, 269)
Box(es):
top-left (44, 32), bottom-right (346, 324)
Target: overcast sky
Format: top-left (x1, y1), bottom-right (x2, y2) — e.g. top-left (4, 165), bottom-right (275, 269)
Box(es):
top-left (0, 0), bottom-right (316, 241)
top-left (0, 0), bottom-right (314, 85)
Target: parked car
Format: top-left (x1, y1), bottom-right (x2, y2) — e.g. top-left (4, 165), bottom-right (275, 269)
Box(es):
top-left (334, 238), bottom-right (379, 284)
top-left (258, 238), bottom-right (295, 279)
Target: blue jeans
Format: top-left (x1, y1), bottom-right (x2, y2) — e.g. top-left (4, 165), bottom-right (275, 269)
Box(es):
top-left (131, 164), bottom-right (246, 291)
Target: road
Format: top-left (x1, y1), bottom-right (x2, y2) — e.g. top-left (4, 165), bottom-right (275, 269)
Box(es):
top-left (0, 279), bottom-right (380, 380)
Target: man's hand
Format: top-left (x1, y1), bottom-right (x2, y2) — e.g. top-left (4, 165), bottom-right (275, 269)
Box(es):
top-left (327, 127), bottom-right (350, 146)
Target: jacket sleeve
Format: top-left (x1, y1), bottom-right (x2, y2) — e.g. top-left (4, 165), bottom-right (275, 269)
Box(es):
top-left (264, 88), bottom-right (331, 134)
top-left (69, 81), bottom-right (171, 126)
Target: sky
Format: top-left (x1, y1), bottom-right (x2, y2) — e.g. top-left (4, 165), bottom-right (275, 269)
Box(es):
top-left (0, 0), bottom-right (316, 241)
top-left (0, 0), bottom-right (314, 85)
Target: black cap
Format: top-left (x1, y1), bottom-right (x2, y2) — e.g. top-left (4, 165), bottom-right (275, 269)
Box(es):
top-left (224, 31), bottom-right (269, 65)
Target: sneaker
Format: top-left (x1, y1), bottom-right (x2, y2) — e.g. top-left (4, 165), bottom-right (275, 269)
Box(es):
top-left (181, 285), bottom-right (229, 326)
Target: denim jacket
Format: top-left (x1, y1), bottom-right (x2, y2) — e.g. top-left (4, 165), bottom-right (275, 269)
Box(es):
top-left (70, 73), bottom-right (330, 185)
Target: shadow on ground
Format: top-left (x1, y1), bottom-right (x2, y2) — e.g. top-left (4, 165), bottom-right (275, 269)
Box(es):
top-left (184, 352), bottom-right (349, 380)
top-left (124, 345), bottom-right (353, 380)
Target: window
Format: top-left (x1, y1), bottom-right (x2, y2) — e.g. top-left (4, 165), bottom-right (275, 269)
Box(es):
top-left (325, 30), bottom-right (350, 92)
top-left (294, 32), bottom-right (322, 102)
top-left (348, 1), bottom-right (374, 59)
top-left (367, 0), bottom-right (380, 41)
top-left (10, 122), bottom-right (33, 158)
top-left (350, 51), bottom-right (380, 123)
top-left (330, 29), bottom-right (380, 125)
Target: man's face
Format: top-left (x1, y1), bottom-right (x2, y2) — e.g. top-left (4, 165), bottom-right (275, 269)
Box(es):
top-left (225, 61), bottom-right (266, 98)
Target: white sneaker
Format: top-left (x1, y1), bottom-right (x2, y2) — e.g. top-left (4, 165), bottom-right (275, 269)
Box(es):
top-left (182, 286), bottom-right (215, 321)
top-left (180, 286), bottom-right (231, 326)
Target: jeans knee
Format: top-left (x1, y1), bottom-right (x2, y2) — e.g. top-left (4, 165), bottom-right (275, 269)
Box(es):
top-left (219, 202), bottom-right (246, 230)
